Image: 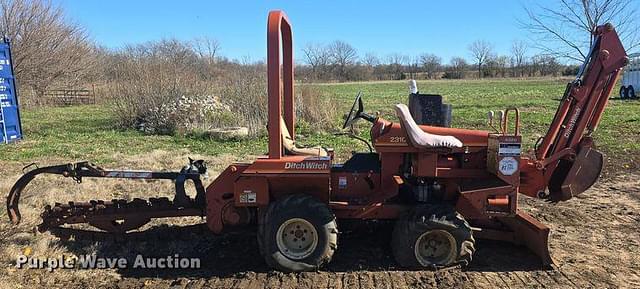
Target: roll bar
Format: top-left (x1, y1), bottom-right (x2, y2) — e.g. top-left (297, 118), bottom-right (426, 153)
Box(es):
top-left (267, 10), bottom-right (295, 159)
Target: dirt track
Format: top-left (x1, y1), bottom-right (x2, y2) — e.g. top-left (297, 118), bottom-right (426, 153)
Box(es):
top-left (1, 157), bottom-right (639, 288)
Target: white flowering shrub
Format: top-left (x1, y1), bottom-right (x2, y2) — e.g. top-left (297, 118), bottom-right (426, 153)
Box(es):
top-left (133, 95), bottom-right (233, 134)
top-left (106, 40), bottom-right (242, 135)
top-left (105, 39), bottom-right (336, 137)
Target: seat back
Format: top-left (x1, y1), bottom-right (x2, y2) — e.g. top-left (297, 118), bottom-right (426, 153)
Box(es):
top-left (394, 104), bottom-right (462, 148)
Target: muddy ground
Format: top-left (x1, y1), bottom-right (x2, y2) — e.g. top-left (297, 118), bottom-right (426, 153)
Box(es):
top-left (1, 152), bottom-right (639, 289)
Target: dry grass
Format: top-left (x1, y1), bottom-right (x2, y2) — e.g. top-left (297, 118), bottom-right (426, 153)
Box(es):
top-left (217, 64), bottom-right (268, 136)
top-left (296, 85), bottom-right (339, 132)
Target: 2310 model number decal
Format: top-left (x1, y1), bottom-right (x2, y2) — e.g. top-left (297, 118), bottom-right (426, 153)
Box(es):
top-left (389, 136), bottom-right (406, 143)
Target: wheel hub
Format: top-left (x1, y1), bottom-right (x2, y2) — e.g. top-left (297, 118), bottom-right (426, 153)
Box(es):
top-left (415, 229), bottom-right (457, 266)
top-left (276, 218), bottom-right (318, 260)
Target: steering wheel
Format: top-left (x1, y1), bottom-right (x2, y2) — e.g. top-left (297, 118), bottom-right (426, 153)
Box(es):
top-left (342, 92), bottom-right (364, 129)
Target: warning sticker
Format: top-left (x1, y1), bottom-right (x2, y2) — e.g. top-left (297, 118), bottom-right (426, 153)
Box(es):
top-left (240, 190), bottom-right (257, 203)
top-left (498, 143), bottom-right (521, 156)
top-left (338, 177), bottom-right (347, 189)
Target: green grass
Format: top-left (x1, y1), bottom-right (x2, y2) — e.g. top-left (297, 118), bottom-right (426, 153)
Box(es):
top-left (0, 105), bottom-right (267, 163)
top-left (1, 78), bottom-right (639, 172)
top-left (0, 104), bottom-right (366, 164)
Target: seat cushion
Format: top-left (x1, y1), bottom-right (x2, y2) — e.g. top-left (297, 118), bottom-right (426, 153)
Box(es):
top-left (394, 104), bottom-right (463, 148)
top-left (280, 117), bottom-right (328, 157)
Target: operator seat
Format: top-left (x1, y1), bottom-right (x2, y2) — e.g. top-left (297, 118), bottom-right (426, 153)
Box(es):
top-left (394, 104), bottom-right (463, 148)
top-left (280, 117), bottom-right (328, 157)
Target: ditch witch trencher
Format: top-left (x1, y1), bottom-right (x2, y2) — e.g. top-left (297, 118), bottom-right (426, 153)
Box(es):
top-left (7, 10), bottom-right (628, 271)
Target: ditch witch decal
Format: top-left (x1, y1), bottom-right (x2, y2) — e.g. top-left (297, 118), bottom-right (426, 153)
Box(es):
top-left (284, 161), bottom-right (329, 170)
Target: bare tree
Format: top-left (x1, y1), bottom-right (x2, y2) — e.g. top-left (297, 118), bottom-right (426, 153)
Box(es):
top-left (523, 0), bottom-right (640, 61)
top-left (448, 57), bottom-right (467, 79)
top-left (302, 43), bottom-right (331, 80)
top-left (468, 40), bottom-right (493, 78)
top-left (329, 40), bottom-right (357, 81)
top-left (488, 55), bottom-right (510, 77)
top-left (387, 54), bottom-right (408, 66)
top-left (538, 55), bottom-right (562, 76)
top-left (419, 53), bottom-right (442, 79)
top-left (361, 52), bottom-right (379, 80)
top-left (362, 52), bottom-right (379, 67)
top-left (511, 40), bottom-right (528, 77)
top-left (0, 0), bottom-right (95, 97)
top-left (405, 56), bottom-right (420, 79)
top-left (191, 36), bottom-right (220, 65)
top-left (387, 53), bottom-right (408, 80)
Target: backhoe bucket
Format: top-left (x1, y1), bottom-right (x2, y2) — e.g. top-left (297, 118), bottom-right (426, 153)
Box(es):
top-left (499, 211), bottom-right (552, 266)
top-left (559, 146), bottom-right (603, 201)
top-left (548, 146), bottom-right (604, 202)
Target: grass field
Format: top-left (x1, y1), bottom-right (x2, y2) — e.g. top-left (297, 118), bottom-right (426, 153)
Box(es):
top-left (1, 77), bottom-right (638, 173)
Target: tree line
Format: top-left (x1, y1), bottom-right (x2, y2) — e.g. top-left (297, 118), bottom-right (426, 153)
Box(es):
top-left (297, 39), bottom-right (579, 82)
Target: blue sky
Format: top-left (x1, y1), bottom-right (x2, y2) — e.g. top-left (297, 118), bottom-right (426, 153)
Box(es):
top-left (52, 0), bottom-right (582, 63)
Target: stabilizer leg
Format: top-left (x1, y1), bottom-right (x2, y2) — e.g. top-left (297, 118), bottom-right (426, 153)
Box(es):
top-left (498, 210), bottom-right (552, 266)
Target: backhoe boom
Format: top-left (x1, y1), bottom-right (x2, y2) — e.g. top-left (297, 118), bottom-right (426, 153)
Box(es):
top-left (533, 23), bottom-right (628, 201)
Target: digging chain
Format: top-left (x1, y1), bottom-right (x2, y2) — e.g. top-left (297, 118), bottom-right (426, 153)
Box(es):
top-left (39, 197), bottom-right (204, 237)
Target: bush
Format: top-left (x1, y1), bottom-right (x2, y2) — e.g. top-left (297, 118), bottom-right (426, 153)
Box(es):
top-left (296, 85), bottom-right (338, 133)
top-left (218, 64), bottom-right (268, 136)
top-left (105, 39), bottom-right (337, 137)
top-left (106, 39), bottom-right (235, 135)
top-left (217, 67), bottom-right (338, 137)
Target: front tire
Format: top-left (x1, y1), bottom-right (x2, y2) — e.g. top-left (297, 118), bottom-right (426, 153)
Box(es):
top-left (391, 205), bottom-right (475, 269)
top-left (259, 194), bottom-right (338, 272)
top-left (629, 85), bottom-right (636, 99)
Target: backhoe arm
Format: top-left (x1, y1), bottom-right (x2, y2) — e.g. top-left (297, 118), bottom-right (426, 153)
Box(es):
top-left (532, 23), bottom-right (628, 201)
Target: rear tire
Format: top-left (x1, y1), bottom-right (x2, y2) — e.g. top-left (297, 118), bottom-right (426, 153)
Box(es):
top-left (391, 205), bottom-right (475, 269)
top-left (620, 86), bottom-right (628, 99)
top-left (259, 194), bottom-right (338, 272)
top-left (629, 85), bottom-right (636, 99)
